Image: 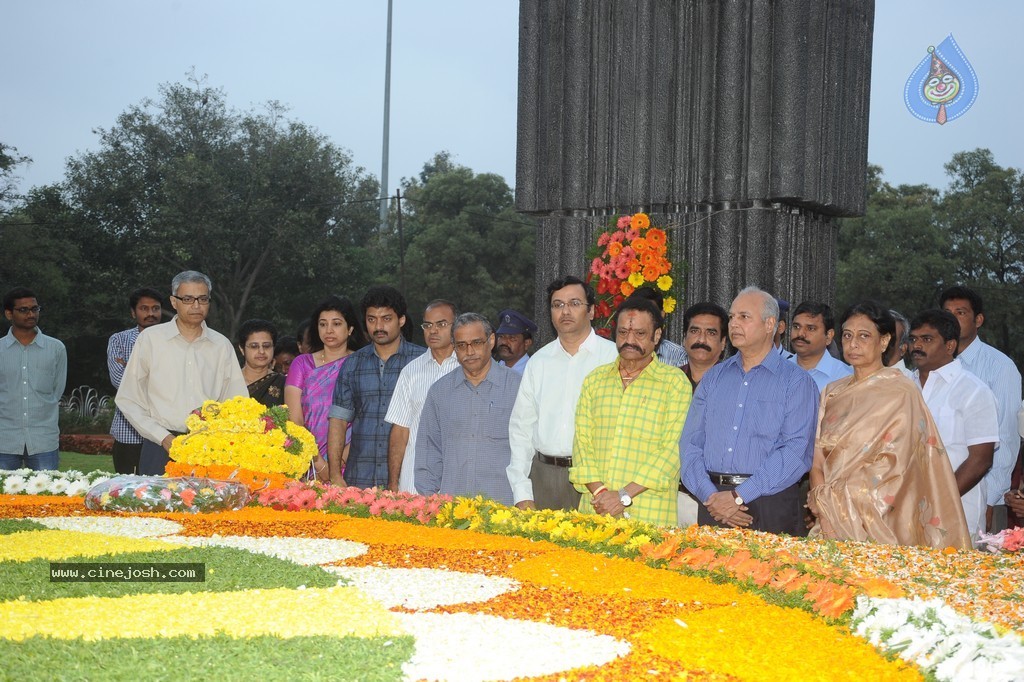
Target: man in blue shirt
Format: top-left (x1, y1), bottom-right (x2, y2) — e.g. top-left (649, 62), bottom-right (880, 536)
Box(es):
top-left (681, 286), bottom-right (819, 535)
top-left (789, 301), bottom-right (852, 392)
top-left (328, 286), bottom-right (425, 488)
top-left (0, 288), bottom-right (67, 471)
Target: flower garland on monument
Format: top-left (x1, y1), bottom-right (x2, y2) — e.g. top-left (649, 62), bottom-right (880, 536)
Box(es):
top-left (587, 212), bottom-right (679, 337)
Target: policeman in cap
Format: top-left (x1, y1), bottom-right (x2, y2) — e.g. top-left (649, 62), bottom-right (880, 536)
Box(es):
top-left (495, 309), bottom-right (537, 374)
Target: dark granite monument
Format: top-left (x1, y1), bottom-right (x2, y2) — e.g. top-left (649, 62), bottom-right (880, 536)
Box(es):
top-left (516, 0), bottom-right (875, 341)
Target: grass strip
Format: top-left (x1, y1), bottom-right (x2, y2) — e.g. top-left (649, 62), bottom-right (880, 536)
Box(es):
top-left (0, 634), bottom-right (414, 682)
top-left (0, 518), bottom-right (46, 535)
top-left (0, 546), bottom-right (345, 602)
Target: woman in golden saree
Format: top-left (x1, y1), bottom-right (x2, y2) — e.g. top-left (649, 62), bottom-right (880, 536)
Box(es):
top-left (807, 301), bottom-right (971, 550)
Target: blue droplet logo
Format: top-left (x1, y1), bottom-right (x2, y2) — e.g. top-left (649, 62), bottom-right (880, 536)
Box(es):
top-left (904, 34), bottom-right (978, 125)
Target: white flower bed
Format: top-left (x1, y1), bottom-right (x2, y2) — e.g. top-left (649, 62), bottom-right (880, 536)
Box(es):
top-left (158, 534), bottom-right (369, 565)
top-left (0, 469), bottom-right (111, 496)
top-left (29, 516), bottom-right (183, 538)
top-left (324, 566), bottom-right (519, 610)
top-left (851, 596), bottom-right (1024, 682)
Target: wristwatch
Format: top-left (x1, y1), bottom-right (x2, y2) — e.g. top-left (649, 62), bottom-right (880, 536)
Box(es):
top-left (731, 490), bottom-right (744, 506)
top-left (619, 491), bottom-right (633, 507)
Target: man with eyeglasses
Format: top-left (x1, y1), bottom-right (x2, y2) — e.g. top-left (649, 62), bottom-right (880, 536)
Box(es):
top-left (570, 296), bottom-right (691, 526)
top-left (116, 270), bottom-right (247, 475)
top-left (106, 287), bottom-right (164, 474)
top-left (384, 299), bottom-right (461, 493)
top-left (507, 275), bottom-right (617, 511)
top-left (416, 312), bottom-right (520, 503)
top-left (0, 287), bottom-right (67, 471)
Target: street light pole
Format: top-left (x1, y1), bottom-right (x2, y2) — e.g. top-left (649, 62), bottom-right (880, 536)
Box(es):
top-left (378, 0), bottom-right (394, 233)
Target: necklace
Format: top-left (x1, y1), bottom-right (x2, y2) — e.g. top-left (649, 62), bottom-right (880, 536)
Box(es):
top-left (619, 365), bottom-right (643, 386)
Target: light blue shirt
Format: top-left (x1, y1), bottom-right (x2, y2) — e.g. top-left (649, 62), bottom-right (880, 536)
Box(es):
top-left (789, 351), bottom-right (853, 392)
top-left (0, 328), bottom-right (67, 455)
top-left (657, 338), bottom-right (688, 367)
top-left (957, 338), bottom-right (1022, 505)
top-left (680, 349), bottom-right (819, 504)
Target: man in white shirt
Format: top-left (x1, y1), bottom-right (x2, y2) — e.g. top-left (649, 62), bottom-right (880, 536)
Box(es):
top-left (909, 309), bottom-right (998, 539)
top-left (789, 301), bottom-right (852, 392)
top-left (507, 276), bottom-right (618, 510)
top-left (385, 300), bottom-right (460, 493)
top-left (941, 285), bottom-right (1022, 531)
top-left (115, 271), bottom-right (247, 475)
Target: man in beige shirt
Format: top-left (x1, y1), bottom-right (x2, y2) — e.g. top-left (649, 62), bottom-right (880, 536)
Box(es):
top-left (115, 270), bottom-right (247, 475)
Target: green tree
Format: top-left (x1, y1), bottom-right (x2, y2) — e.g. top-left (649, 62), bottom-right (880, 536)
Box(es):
top-left (939, 148), bottom-right (1024, 359)
top-left (62, 77), bottom-right (381, 340)
top-left (836, 165), bottom-right (953, 316)
top-left (0, 142), bottom-right (30, 209)
top-left (397, 153), bottom-right (535, 328)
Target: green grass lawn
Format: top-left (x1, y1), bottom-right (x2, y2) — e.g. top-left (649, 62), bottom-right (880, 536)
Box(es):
top-left (58, 451), bottom-right (115, 474)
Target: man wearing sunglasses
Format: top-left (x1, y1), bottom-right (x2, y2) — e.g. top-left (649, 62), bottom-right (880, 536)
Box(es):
top-left (0, 287), bottom-right (67, 471)
top-left (116, 270), bottom-right (247, 475)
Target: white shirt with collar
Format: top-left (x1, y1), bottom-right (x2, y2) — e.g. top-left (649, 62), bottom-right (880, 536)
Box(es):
top-left (789, 351), bottom-right (852, 392)
top-left (114, 317), bottom-right (247, 444)
top-left (914, 358), bottom-right (999, 538)
top-left (957, 337), bottom-right (1023, 505)
top-left (384, 350), bottom-right (460, 493)
top-left (506, 328), bottom-right (618, 504)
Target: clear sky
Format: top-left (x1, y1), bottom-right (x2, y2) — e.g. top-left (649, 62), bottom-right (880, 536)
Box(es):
top-left (3, 0), bottom-right (1021, 199)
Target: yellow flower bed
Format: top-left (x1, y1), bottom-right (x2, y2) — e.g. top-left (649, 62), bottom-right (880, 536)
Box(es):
top-left (0, 530), bottom-right (181, 562)
top-left (0, 586), bottom-right (401, 641)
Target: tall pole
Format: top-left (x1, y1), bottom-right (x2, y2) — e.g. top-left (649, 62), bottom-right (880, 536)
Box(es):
top-left (378, 0), bottom-right (394, 233)
top-left (396, 188), bottom-right (406, 294)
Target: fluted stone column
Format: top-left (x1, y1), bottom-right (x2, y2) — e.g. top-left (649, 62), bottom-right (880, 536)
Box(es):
top-left (516, 0), bottom-right (874, 343)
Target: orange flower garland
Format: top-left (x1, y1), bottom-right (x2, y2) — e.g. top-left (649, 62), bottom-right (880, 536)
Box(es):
top-left (163, 462), bottom-right (294, 492)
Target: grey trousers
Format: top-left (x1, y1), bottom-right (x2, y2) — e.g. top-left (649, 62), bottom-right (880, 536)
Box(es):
top-left (529, 454), bottom-right (582, 511)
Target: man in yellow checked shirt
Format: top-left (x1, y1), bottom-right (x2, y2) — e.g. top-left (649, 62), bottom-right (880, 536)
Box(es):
top-left (570, 297), bottom-right (692, 526)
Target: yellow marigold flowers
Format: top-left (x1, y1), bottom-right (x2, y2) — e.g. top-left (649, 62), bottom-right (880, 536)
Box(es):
top-left (0, 586), bottom-right (402, 641)
top-left (656, 275), bottom-right (673, 291)
top-left (663, 296), bottom-right (677, 314)
top-left (0, 530), bottom-right (181, 562)
top-left (169, 397), bottom-right (316, 479)
top-left (627, 271), bottom-right (645, 287)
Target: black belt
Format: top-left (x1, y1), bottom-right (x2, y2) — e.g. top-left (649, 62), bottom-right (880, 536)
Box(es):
top-left (709, 472), bottom-right (750, 486)
top-left (536, 453), bottom-right (572, 467)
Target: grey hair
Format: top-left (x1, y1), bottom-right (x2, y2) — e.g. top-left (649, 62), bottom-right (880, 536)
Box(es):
top-left (451, 312), bottom-right (493, 342)
top-left (171, 270), bottom-right (213, 296)
top-left (425, 298), bottom-right (460, 319)
top-left (736, 285), bottom-right (779, 331)
top-left (889, 309), bottom-right (910, 347)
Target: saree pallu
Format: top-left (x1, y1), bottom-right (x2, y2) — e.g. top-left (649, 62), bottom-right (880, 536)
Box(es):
top-left (247, 371), bottom-right (286, 407)
top-left (808, 368), bottom-right (972, 550)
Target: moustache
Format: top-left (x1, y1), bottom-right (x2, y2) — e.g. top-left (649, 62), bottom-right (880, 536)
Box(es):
top-left (619, 343), bottom-right (643, 354)
top-left (689, 343), bottom-right (712, 352)
top-left (911, 350), bottom-right (926, 357)
top-left (792, 337), bottom-right (808, 345)
top-left (497, 344), bottom-right (511, 352)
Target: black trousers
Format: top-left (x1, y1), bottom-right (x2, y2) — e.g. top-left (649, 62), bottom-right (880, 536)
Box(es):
top-left (697, 480), bottom-right (806, 536)
top-left (111, 441), bottom-right (142, 475)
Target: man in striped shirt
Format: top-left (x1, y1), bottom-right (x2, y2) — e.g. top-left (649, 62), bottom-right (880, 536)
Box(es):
top-left (385, 300), bottom-right (460, 493)
top-left (107, 288), bottom-right (164, 474)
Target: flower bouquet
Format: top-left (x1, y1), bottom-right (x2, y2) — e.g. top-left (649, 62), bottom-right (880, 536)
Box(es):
top-left (166, 397), bottom-right (317, 491)
top-left (85, 475), bottom-right (250, 513)
top-left (586, 212), bottom-right (679, 337)
top-left (976, 526), bottom-right (1024, 554)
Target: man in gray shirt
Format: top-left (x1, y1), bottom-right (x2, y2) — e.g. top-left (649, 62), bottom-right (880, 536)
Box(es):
top-left (416, 313), bottom-right (521, 504)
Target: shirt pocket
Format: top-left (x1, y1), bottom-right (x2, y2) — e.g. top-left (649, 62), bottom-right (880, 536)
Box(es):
top-left (28, 357), bottom-right (57, 394)
top-left (751, 399), bottom-right (785, 440)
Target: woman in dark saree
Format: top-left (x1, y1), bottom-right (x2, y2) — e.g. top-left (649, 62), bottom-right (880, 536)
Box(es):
top-left (237, 319), bottom-right (286, 407)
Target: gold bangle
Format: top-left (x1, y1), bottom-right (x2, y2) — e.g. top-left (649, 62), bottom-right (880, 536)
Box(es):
top-left (591, 485), bottom-right (607, 497)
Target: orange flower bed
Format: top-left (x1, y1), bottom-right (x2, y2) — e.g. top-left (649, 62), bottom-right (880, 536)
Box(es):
top-left (163, 462), bottom-right (296, 492)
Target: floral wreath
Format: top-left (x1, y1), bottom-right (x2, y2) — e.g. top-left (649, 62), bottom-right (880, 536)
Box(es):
top-left (586, 212), bottom-right (679, 337)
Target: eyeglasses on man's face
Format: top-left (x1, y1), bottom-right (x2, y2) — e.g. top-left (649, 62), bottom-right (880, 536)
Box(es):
top-left (172, 295), bottom-right (211, 306)
top-left (12, 305), bottom-right (41, 314)
top-left (421, 320), bottom-right (452, 330)
top-left (454, 339), bottom-right (488, 353)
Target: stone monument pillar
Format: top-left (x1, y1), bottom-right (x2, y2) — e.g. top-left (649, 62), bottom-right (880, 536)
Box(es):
top-left (516, 0), bottom-right (875, 342)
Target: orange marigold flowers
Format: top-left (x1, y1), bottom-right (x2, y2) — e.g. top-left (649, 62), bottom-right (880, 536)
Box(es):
top-left (620, 281), bottom-right (635, 296)
top-left (607, 241), bottom-right (623, 257)
top-left (645, 227), bottom-right (666, 247)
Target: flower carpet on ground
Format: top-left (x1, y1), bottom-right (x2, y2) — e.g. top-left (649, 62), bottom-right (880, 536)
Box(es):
top-left (1, 479), bottom-right (1022, 680)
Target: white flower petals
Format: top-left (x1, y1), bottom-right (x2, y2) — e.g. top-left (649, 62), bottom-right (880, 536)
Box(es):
top-left (158, 535), bottom-right (368, 565)
top-left (394, 611), bottom-right (630, 682)
top-left (323, 566), bottom-right (519, 609)
top-left (28, 516), bottom-right (183, 538)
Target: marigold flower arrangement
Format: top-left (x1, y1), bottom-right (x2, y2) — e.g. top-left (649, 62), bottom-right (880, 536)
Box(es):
top-left (586, 212), bottom-right (679, 337)
top-left (167, 397), bottom-right (317, 486)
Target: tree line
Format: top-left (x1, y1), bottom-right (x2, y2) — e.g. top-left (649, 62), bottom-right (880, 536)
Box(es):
top-left (1, 77), bottom-right (1021, 392)
top-left (0, 79), bottom-right (535, 392)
